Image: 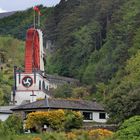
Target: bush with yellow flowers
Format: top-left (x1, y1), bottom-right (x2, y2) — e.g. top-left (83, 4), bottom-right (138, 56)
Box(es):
top-left (31, 137), bottom-right (42, 140)
top-left (47, 109), bottom-right (65, 130)
top-left (66, 132), bottom-right (77, 140)
top-left (88, 129), bottom-right (113, 139)
top-left (25, 110), bottom-right (83, 132)
top-left (26, 110), bottom-right (65, 131)
top-left (65, 129), bottom-right (113, 140)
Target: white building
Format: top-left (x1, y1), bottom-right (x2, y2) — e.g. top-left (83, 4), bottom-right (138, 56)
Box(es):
top-left (12, 71), bottom-right (50, 105)
top-left (0, 106), bottom-right (15, 121)
top-left (12, 98), bottom-right (107, 123)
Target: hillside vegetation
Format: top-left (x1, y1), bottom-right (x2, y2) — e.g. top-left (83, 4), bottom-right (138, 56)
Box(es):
top-left (0, 36), bottom-right (24, 105)
top-left (0, 0), bottom-right (140, 123)
top-left (0, 5), bottom-right (51, 40)
top-left (45, 0), bottom-right (140, 123)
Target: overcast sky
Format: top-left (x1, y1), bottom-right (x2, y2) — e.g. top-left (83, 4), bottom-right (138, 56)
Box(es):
top-left (0, 0), bottom-right (60, 13)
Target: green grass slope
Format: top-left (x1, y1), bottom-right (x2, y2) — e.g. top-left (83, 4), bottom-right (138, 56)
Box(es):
top-left (0, 36), bottom-right (24, 105)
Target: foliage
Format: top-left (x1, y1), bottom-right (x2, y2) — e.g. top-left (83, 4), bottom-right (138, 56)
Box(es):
top-left (115, 116), bottom-right (140, 140)
top-left (44, 1), bottom-right (140, 118)
top-left (0, 6), bottom-right (52, 41)
top-left (26, 110), bottom-right (83, 132)
top-left (53, 85), bottom-right (90, 100)
top-left (105, 49), bottom-right (140, 123)
top-left (72, 87), bottom-right (90, 99)
top-left (0, 36), bottom-right (24, 104)
top-left (0, 115), bottom-right (23, 140)
top-left (88, 129), bottom-right (113, 139)
top-left (53, 84), bottom-right (73, 98)
top-left (0, 120), bottom-right (7, 136)
top-left (26, 110), bottom-right (65, 131)
top-left (4, 129), bottom-right (113, 140)
top-left (105, 86), bottom-right (140, 123)
top-left (5, 114), bottom-right (23, 134)
top-left (32, 137), bottom-right (42, 140)
top-left (64, 111), bottom-right (83, 131)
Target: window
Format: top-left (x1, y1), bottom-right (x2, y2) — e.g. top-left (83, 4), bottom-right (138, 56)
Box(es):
top-left (39, 81), bottom-right (41, 90)
top-left (45, 85), bottom-right (48, 90)
top-left (42, 81), bottom-right (45, 90)
top-left (83, 112), bottom-right (93, 120)
top-left (99, 113), bottom-right (106, 119)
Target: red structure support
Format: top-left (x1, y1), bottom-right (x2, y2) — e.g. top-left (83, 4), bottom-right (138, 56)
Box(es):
top-left (25, 28), bottom-right (40, 73)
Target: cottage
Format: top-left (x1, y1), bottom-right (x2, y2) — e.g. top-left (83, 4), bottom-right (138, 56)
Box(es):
top-left (11, 98), bottom-right (107, 123)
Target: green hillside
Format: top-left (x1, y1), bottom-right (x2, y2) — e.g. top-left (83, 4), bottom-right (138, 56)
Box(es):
top-left (45, 0), bottom-right (140, 123)
top-left (0, 0), bottom-right (140, 123)
top-left (0, 36), bottom-right (24, 105)
top-left (0, 5), bottom-right (52, 40)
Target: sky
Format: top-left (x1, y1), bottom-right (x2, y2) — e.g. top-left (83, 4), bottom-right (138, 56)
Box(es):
top-left (0, 0), bottom-right (60, 13)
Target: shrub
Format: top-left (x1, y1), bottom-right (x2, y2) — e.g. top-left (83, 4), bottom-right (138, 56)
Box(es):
top-left (115, 116), bottom-right (140, 140)
top-left (66, 129), bottom-right (89, 140)
top-left (0, 120), bottom-right (7, 136)
top-left (26, 110), bottom-right (83, 132)
top-left (26, 110), bottom-right (65, 131)
top-left (64, 111), bottom-right (83, 131)
top-left (32, 137), bottom-right (42, 140)
top-left (42, 132), bottom-right (67, 140)
top-left (5, 114), bottom-right (23, 134)
top-left (65, 129), bottom-right (113, 140)
top-left (88, 129), bottom-right (113, 139)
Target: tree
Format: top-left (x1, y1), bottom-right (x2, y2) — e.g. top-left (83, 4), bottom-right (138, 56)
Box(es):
top-left (105, 86), bottom-right (140, 123)
top-left (5, 114), bottom-right (23, 134)
top-left (26, 110), bottom-right (65, 131)
top-left (0, 88), bottom-right (4, 105)
top-left (115, 116), bottom-right (140, 140)
top-left (26, 110), bottom-right (83, 132)
top-left (64, 111), bottom-right (83, 131)
top-left (72, 87), bottom-right (89, 99)
top-left (53, 84), bottom-right (73, 98)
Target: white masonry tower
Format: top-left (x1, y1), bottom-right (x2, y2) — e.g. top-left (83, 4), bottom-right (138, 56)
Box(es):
top-left (11, 8), bottom-right (50, 105)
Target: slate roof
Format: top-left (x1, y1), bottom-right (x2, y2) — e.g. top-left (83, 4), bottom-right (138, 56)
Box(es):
top-left (11, 98), bottom-right (105, 111)
top-left (0, 106), bottom-right (16, 114)
top-left (46, 74), bottom-right (79, 84)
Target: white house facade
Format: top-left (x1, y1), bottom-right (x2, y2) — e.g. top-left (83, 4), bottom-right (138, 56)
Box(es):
top-left (11, 98), bottom-right (108, 123)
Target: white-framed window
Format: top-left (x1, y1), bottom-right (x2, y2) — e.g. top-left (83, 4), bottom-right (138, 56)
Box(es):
top-left (83, 112), bottom-right (93, 120)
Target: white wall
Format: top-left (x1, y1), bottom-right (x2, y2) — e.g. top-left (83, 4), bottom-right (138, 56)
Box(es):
top-left (13, 73), bottom-right (50, 105)
top-left (83, 111), bottom-right (107, 123)
top-left (92, 112), bottom-right (107, 123)
top-left (37, 29), bottom-right (44, 72)
top-left (16, 73), bottom-right (50, 91)
top-left (0, 113), bottom-right (11, 121)
top-left (14, 91), bottom-right (49, 105)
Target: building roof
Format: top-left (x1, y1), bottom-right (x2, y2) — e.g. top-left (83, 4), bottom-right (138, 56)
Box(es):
top-left (46, 74), bottom-right (79, 85)
top-left (0, 106), bottom-right (16, 114)
top-left (11, 98), bottom-right (105, 111)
